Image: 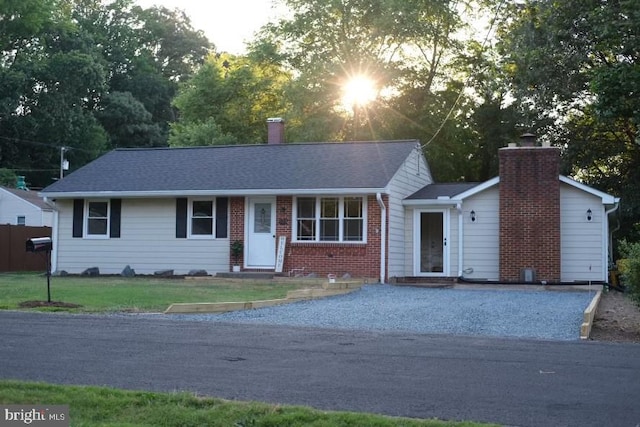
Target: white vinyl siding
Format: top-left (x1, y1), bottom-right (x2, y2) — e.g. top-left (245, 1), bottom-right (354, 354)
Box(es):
top-left (461, 187), bottom-right (500, 280)
top-left (560, 184), bottom-right (605, 282)
top-left (54, 198), bottom-right (229, 275)
top-left (0, 188), bottom-right (52, 226)
top-left (387, 147), bottom-right (433, 279)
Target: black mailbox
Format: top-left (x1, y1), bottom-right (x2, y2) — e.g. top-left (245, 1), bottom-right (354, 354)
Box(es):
top-left (26, 237), bottom-right (52, 253)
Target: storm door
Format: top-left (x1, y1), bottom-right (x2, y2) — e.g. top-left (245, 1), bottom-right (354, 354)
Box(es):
top-left (414, 210), bottom-right (449, 276)
top-left (246, 198), bottom-right (276, 268)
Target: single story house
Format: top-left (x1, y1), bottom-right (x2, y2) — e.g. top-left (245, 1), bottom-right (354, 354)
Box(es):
top-left (40, 120), bottom-right (619, 283)
top-left (0, 186), bottom-right (53, 227)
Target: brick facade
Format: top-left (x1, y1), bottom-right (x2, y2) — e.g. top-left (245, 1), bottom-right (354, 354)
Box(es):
top-left (498, 146), bottom-right (561, 282)
top-left (227, 195), bottom-right (385, 280)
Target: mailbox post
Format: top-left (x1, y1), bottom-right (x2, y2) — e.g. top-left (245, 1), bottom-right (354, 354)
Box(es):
top-left (26, 237), bottom-right (53, 302)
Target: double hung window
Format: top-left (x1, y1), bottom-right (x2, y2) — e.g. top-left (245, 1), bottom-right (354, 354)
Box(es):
top-left (86, 200), bottom-right (109, 237)
top-left (189, 200), bottom-right (214, 237)
top-left (295, 196), bottom-right (365, 242)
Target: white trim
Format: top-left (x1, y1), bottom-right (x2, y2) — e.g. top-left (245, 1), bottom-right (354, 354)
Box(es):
top-left (376, 193), bottom-right (386, 284)
top-left (457, 202), bottom-right (463, 277)
top-left (413, 209), bottom-right (449, 277)
top-left (559, 176), bottom-right (619, 204)
top-left (403, 199), bottom-right (461, 207)
top-left (245, 197), bottom-right (277, 268)
top-left (40, 188), bottom-right (389, 199)
top-left (404, 175), bottom-right (619, 206)
top-left (187, 198), bottom-right (216, 239)
top-left (51, 206), bottom-right (59, 273)
top-left (455, 177), bottom-right (500, 200)
top-left (83, 199), bottom-right (110, 239)
top-left (292, 195), bottom-right (367, 243)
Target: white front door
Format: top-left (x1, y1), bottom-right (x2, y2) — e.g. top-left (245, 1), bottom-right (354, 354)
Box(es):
top-left (246, 197), bottom-right (276, 268)
top-left (414, 209), bottom-right (449, 276)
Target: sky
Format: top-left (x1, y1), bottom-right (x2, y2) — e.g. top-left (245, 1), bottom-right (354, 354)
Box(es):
top-left (135, 0), bottom-right (287, 54)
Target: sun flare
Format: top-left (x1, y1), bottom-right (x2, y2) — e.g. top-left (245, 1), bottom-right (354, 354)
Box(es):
top-left (341, 75), bottom-right (377, 110)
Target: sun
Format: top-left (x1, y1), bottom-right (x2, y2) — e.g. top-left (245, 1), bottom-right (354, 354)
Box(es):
top-left (341, 75), bottom-right (377, 110)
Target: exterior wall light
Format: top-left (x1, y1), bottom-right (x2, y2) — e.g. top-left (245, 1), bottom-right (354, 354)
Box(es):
top-left (586, 208), bottom-right (592, 221)
top-left (470, 210), bottom-right (476, 222)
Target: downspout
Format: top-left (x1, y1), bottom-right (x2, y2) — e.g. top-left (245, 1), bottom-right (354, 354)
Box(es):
top-left (44, 197), bottom-right (59, 274)
top-left (376, 193), bottom-right (386, 284)
top-left (457, 202), bottom-right (463, 277)
top-left (605, 201), bottom-right (620, 277)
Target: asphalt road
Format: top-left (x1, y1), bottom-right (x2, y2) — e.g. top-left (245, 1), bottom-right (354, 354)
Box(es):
top-left (1, 311), bottom-right (639, 427)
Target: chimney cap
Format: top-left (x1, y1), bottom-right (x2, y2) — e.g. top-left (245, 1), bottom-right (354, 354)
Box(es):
top-left (519, 132), bottom-right (537, 147)
top-left (266, 117), bottom-right (284, 123)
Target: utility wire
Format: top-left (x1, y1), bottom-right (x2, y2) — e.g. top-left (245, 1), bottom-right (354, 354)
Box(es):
top-left (421, 0), bottom-right (508, 150)
top-left (0, 135), bottom-right (97, 154)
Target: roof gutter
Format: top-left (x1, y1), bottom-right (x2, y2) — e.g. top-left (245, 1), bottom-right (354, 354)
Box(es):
top-left (376, 192), bottom-right (386, 284)
top-left (39, 188), bottom-right (390, 199)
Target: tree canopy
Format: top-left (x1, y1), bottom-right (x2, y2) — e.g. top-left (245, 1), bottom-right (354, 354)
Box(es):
top-left (496, 0), bottom-right (639, 240)
top-left (0, 0), bottom-right (210, 187)
top-left (1, 0), bottom-right (637, 242)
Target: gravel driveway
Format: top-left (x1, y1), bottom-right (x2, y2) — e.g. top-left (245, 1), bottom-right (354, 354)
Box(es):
top-left (167, 285), bottom-right (595, 341)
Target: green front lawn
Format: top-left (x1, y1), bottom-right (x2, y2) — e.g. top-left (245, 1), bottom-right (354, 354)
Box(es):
top-left (0, 381), bottom-right (495, 427)
top-left (0, 273), bottom-right (307, 313)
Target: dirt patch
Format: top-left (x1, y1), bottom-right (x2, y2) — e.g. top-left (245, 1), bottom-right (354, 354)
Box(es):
top-left (590, 291), bottom-right (640, 343)
top-left (19, 300), bottom-right (82, 309)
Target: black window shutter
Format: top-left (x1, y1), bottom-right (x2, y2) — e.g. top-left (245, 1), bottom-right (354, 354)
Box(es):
top-left (216, 197), bottom-right (228, 238)
top-left (110, 199), bottom-right (121, 238)
top-left (72, 199), bottom-right (84, 238)
top-left (176, 198), bottom-right (187, 238)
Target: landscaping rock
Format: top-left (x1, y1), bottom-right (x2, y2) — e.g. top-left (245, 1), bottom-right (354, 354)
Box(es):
top-left (121, 265), bottom-right (135, 277)
top-left (154, 269), bottom-right (174, 277)
top-left (342, 273), bottom-right (351, 279)
top-left (81, 267), bottom-right (100, 276)
top-left (188, 269), bottom-right (208, 276)
top-left (54, 270), bottom-right (68, 277)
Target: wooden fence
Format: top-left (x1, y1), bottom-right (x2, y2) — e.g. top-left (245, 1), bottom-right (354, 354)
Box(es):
top-left (0, 224), bottom-right (52, 272)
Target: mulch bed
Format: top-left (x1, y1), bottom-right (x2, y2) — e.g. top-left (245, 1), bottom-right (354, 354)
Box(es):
top-left (19, 301), bottom-right (82, 309)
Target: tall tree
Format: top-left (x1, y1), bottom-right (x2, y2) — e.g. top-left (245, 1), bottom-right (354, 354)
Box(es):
top-left (256, 0), bottom-right (467, 143)
top-left (170, 52), bottom-right (291, 146)
top-left (497, 0), bottom-right (639, 240)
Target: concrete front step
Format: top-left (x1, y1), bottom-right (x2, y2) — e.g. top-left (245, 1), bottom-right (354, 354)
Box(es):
top-left (215, 271), bottom-right (275, 280)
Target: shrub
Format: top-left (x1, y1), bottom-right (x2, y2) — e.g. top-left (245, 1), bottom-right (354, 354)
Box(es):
top-left (618, 240), bottom-right (640, 304)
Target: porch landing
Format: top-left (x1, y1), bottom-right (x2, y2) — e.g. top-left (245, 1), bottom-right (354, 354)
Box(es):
top-left (215, 271), bottom-right (275, 280)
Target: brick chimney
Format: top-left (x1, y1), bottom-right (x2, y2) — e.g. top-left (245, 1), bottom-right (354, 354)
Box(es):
top-left (498, 134), bottom-right (561, 283)
top-left (267, 117), bottom-right (285, 144)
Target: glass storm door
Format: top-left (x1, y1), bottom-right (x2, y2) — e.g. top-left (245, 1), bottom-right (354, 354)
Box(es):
top-left (247, 198), bottom-right (276, 268)
top-left (415, 210), bottom-right (448, 276)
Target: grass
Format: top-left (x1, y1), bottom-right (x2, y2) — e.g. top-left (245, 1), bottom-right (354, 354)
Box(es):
top-left (0, 380), bottom-right (495, 427)
top-left (0, 272), bottom-right (310, 313)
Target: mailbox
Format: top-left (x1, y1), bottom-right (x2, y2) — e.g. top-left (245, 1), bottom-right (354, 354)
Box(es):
top-left (26, 237), bottom-right (52, 253)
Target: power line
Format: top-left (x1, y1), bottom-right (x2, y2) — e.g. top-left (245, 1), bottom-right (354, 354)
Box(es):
top-left (421, 0), bottom-right (508, 150)
top-left (0, 135), bottom-right (97, 154)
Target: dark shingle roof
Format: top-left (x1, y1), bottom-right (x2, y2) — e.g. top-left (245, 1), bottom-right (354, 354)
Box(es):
top-left (1, 186), bottom-right (52, 209)
top-left (406, 182), bottom-right (480, 200)
top-left (42, 140), bottom-right (420, 196)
